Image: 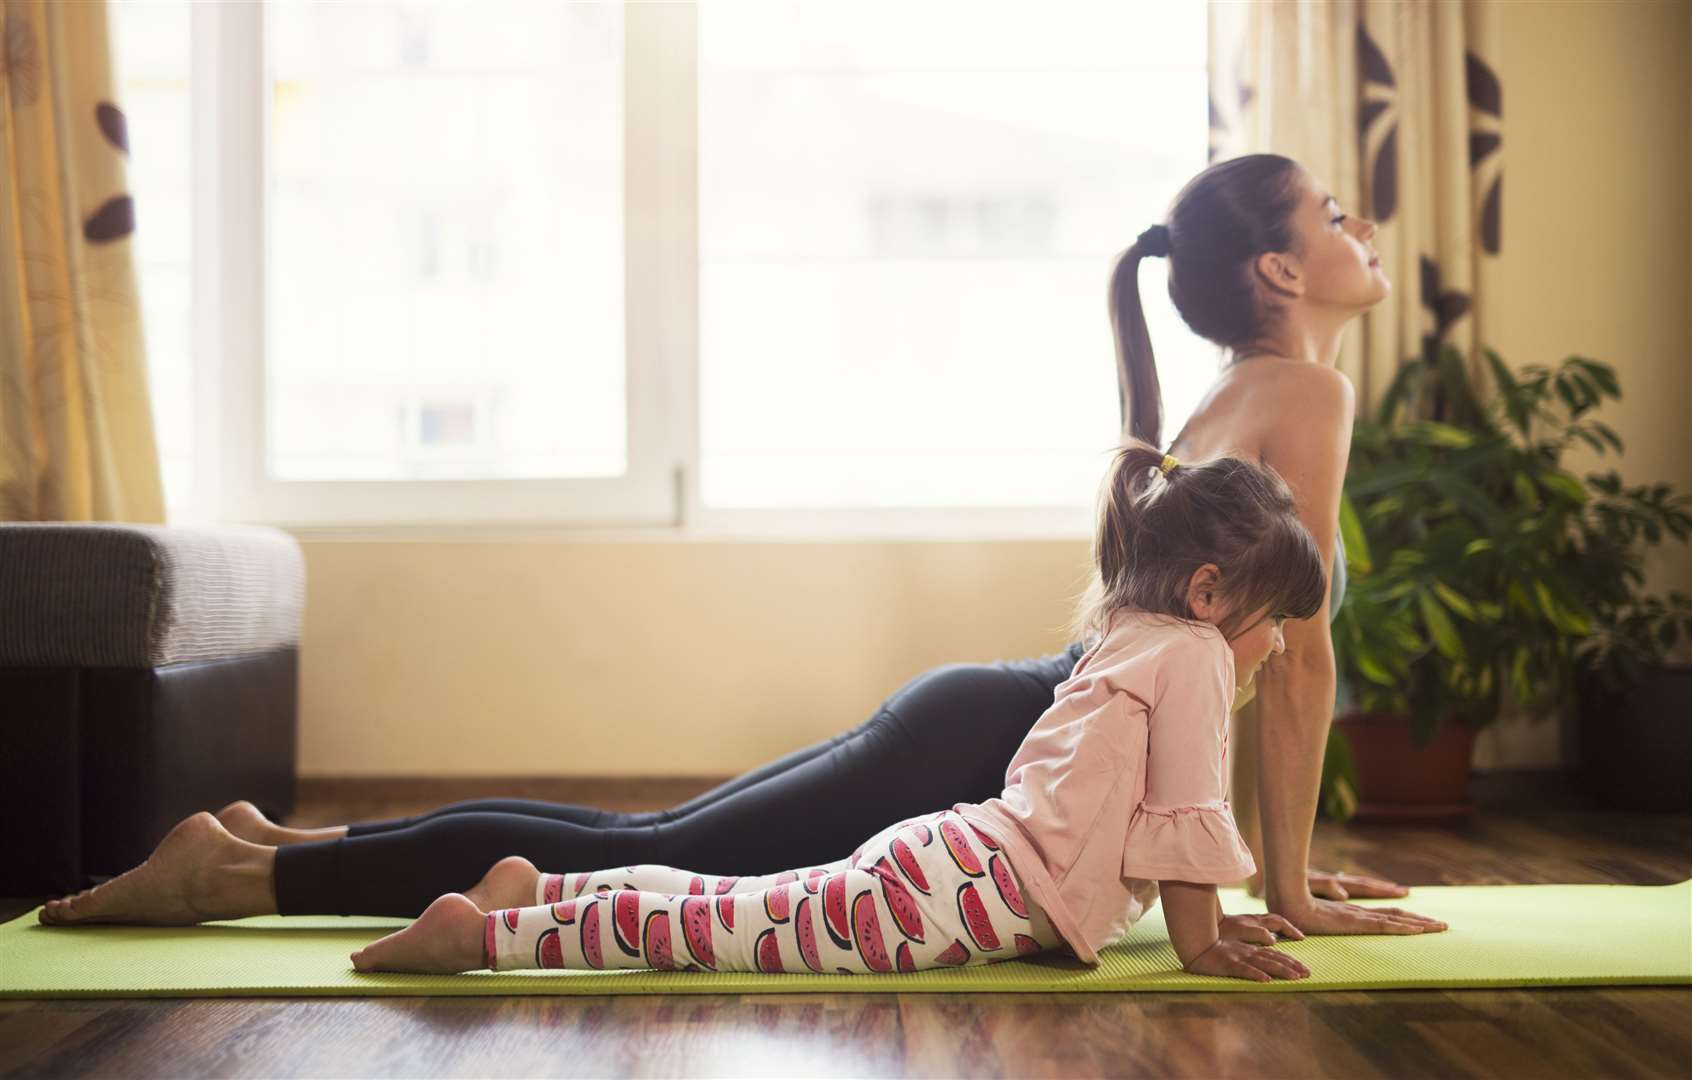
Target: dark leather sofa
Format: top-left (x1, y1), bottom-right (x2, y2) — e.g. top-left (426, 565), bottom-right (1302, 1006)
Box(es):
top-left (0, 523), bottom-right (303, 897)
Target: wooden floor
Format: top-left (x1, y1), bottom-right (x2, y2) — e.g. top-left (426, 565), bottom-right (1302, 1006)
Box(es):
top-left (3, 771), bottom-right (1689, 1079)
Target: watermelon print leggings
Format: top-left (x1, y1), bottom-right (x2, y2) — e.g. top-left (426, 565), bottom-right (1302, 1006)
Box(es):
top-left (485, 810), bottom-right (1068, 974)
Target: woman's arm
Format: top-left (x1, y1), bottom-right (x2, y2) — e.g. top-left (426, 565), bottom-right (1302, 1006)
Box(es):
top-left (1252, 365), bottom-right (1352, 915)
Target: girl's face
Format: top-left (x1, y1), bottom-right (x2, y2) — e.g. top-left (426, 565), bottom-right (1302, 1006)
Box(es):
top-left (1224, 606), bottom-right (1287, 693)
top-left (1183, 566), bottom-right (1288, 692)
top-left (1259, 170), bottom-right (1391, 311)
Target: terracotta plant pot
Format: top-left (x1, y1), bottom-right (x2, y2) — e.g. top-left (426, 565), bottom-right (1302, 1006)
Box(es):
top-left (1332, 711), bottom-right (1477, 822)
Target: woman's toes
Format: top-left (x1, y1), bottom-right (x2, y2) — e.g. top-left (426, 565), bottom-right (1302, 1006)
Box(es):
top-left (214, 800), bottom-right (273, 844)
top-left (40, 812), bottom-right (252, 927)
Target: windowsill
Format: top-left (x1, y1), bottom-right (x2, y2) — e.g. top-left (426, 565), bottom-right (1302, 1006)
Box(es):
top-left (224, 512), bottom-right (1096, 545)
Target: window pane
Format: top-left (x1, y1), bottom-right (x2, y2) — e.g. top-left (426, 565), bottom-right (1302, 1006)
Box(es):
top-left (266, 0), bottom-right (625, 481)
top-left (699, 0), bottom-right (1217, 508)
top-left (111, 0), bottom-right (193, 511)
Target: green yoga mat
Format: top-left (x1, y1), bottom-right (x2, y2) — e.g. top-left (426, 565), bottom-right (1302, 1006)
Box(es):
top-left (3, 881), bottom-right (1687, 998)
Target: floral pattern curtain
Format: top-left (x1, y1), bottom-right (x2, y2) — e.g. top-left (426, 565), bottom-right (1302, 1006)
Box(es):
top-left (0, 0), bottom-right (163, 521)
top-left (1208, 0), bottom-right (1504, 414)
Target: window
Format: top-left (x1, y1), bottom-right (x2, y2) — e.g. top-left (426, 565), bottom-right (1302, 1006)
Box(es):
top-left (266, 1), bottom-right (626, 483)
top-left (114, 1), bottom-right (1214, 533)
top-left (697, 1), bottom-right (1215, 514)
top-left (112, 0), bottom-right (193, 510)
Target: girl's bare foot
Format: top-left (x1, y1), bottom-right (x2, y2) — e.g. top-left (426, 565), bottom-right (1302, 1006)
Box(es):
top-left (215, 800), bottom-right (349, 846)
top-left (462, 856), bottom-right (543, 913)
top-left (351, 893), bottom-right (485, 974)
top-left (37, 813), bottom-right (278, 927)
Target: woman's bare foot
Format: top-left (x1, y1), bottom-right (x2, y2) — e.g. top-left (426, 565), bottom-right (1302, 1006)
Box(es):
top-left (351, 893), bottom-right (485, 974)
top-left (37, 812), bottom-right (278, 927)
top-left (462, 856), bottom-right (543, 913)
top-left (215, 800), bottom-right (348, 846)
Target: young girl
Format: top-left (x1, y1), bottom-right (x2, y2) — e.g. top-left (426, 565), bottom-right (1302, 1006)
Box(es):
top-left (351, 441), bottom-right (1325, 982)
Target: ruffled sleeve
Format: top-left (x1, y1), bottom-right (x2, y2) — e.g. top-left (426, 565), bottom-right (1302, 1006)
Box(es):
top-left (1118, 625), bottom-right (1255, 883)
top-left (1121, 799), bottom-right (1256, 883)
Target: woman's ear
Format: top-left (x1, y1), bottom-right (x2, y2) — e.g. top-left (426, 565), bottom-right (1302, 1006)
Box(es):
top-left (1253, 251), bottom-right (1305, 299)
top-left (1185, 563), bottom-right (1223, 620)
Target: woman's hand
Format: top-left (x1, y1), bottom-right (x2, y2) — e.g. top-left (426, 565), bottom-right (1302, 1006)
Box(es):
top-left (1218, 913), bottom-right (1304, 945)
top-left (1183, 939), bottom-right (1309, 982)
top-left (1246, 867), bottom-right (1410, 901)
top-left (1270, 895), bottom-right (1449, 936)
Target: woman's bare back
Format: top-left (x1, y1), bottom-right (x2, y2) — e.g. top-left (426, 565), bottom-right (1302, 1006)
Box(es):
top-left (1162, 357), bottom-right (1310, 467)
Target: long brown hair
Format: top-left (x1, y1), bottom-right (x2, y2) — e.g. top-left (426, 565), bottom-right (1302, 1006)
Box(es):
top-left (1110, 153), bottom-right (1307, 447)
top-left (1069, 440), bottom-right (1328, 647)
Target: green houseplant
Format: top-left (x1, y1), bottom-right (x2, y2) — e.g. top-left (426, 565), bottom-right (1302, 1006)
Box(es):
top-left (1320, 345), bottom-right (1692, 821)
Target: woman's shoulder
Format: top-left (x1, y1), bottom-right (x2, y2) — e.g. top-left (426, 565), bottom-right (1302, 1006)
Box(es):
top-left (1222, 356), bottom-right (1354, 400)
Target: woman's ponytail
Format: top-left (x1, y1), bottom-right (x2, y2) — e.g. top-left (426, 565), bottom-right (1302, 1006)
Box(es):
top-left (1109, 233), bottom-right (1167, 448)
top-left (1107, 154), bottom-right (1308, 450)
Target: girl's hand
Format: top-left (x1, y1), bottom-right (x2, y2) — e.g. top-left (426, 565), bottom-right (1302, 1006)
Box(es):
top-left (1183, 939), bottom-right (1310, 982)
top-left (1218, 913), bottom-right (1305, 945)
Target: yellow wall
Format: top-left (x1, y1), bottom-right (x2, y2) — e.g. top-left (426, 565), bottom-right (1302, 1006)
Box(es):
top-left (1488, 0), bottom-right (1692, 599)
top-left (297, 539), bottom-right (1093, 776)
top-left (294, 0), bottom-right (1692, 778)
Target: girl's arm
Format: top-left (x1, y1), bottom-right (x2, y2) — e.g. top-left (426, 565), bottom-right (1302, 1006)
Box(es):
top-left (1160, 880), bottom-right (1222, 967)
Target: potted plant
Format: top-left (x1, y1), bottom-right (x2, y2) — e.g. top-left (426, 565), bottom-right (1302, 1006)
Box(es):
top-left (1320, 345), bottom-right (1691, 822)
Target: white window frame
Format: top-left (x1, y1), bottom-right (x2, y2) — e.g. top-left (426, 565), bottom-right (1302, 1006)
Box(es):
top-left (185, 1), bottom-right (1098, 540)
top-left (192, 0), bottom-right (688, 529)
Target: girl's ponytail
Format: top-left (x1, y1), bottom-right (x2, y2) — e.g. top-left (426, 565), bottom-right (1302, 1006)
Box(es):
top-left (1094, 442), bottom-right (1174, 606)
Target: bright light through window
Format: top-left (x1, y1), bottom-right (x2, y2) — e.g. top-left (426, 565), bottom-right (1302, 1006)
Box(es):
top-left (698, 0), bottom-right (1217, 509)
top-left (111, 0), bottom-right (193, 512)
top-left (266, 0), bottom-right (626, 481)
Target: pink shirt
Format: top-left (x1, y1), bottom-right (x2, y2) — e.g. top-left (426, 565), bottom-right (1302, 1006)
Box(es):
top-left (954, 608), bottom-right (1256, 965)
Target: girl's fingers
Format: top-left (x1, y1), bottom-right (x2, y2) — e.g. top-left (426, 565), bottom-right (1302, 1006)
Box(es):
top-left (1263, 915), bottom-right (1305, 939)
top-left (1233, 959), bottom-right (1273, 982)
top-left (1247, 948), bottom-right (1309, 980)
top-left (1259, 947), bottom-right (1311, 978)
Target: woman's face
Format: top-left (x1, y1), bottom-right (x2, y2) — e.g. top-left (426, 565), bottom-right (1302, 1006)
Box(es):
top-left (1263, 170), bottom-right (1391, 310)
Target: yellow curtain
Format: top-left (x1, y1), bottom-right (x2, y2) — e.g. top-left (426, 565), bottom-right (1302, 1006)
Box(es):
top-left (1208, 0), bottom-right (1504, 414)
top-left (0, 0), bottom-right (163, 522)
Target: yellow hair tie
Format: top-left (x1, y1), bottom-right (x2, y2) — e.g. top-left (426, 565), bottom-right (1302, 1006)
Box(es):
top-left (1160, 454), bottom-right (1179, 476)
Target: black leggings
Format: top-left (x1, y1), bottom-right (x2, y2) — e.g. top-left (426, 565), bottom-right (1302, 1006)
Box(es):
top-left (274, 642), bottom-right (1088, 917)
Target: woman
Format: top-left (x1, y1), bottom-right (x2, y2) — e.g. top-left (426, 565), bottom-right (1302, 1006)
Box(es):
top-left (41, 154), bottom-right (1444, 941)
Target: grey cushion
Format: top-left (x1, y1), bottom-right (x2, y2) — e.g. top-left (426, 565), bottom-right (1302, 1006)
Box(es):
top-left (0, 523), bottom-right (304, 668)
